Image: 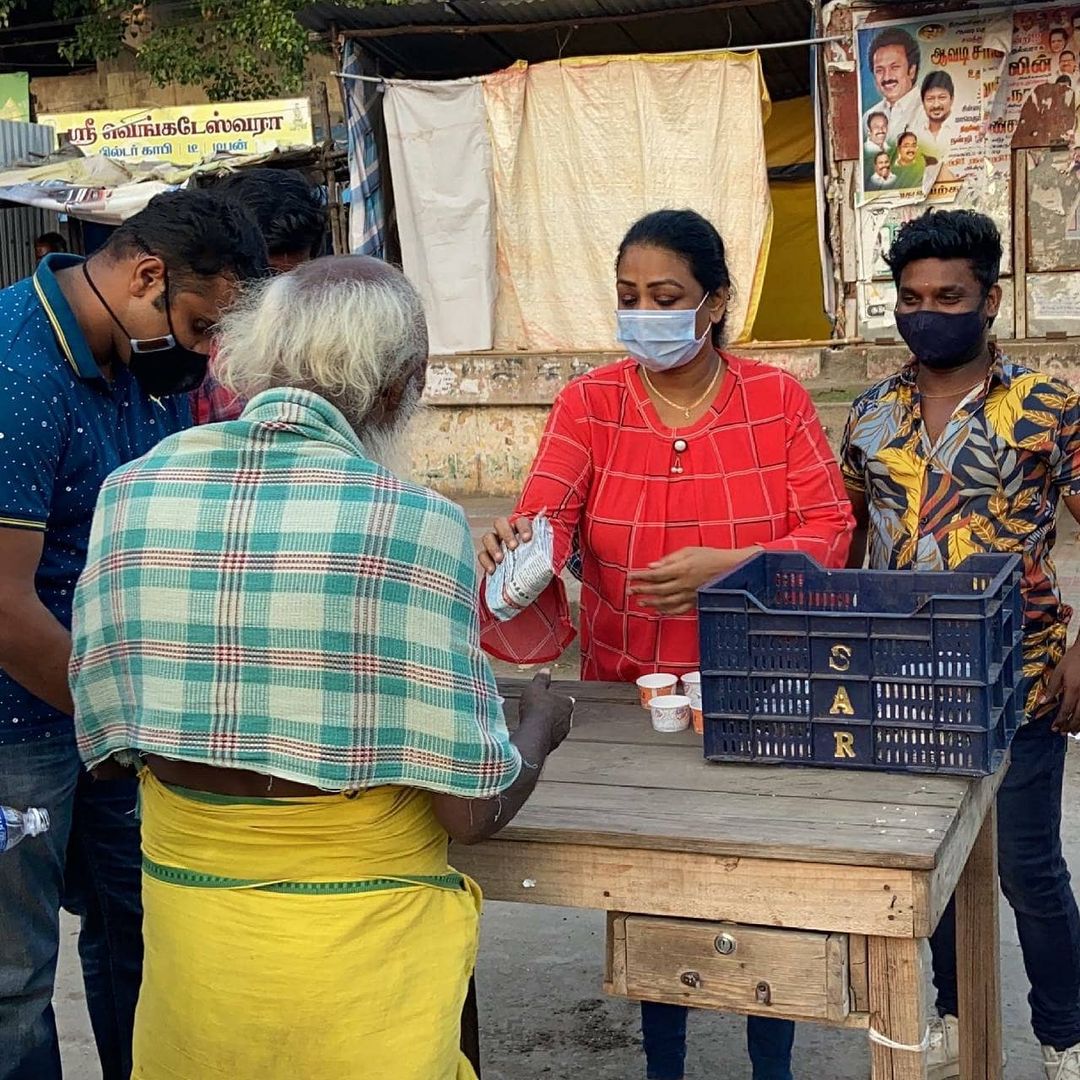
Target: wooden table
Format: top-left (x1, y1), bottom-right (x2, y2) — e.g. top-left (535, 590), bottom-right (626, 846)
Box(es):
top-left (455, 681), bottom-right (1007, 1080)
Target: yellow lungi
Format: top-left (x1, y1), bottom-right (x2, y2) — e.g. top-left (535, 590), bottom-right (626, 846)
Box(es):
top-left (134, 771), bottom-right (481, 1079)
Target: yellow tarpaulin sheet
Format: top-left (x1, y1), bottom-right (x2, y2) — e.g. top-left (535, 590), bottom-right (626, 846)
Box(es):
top-left (753, 95), bottom-right (831, 342)
top-left (752, 179), bottom-right (831, 342)
top-left (484, 51), bottom-right (773, 348)
top-left (764, 96), bottom-right (816, 168)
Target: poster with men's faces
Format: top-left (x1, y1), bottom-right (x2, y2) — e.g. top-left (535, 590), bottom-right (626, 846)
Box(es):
top-left (857, 4), bottom-right (1080, 209)
top-left (856, 10), bottom-right (1013, 209)
top-left (1010, 7), bottom-right (1080, 149)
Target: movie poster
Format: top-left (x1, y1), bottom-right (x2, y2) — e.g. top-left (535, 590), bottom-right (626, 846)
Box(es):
top-left (856, 11), bottom-right (1012, 208)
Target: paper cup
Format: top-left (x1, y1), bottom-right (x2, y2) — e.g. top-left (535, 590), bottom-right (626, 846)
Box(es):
top-left (681, 671), bottom-right (702, 704)
top-left (650, 694), bottom-right (692, 733)
top-left (637, 673), bottom-right (678, 709)
top-left (681, 672), bottom-right (703, 735)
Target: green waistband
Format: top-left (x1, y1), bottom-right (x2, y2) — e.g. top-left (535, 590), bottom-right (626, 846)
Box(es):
top-left (159, 781), bottom-right (310, 807)
top-left (142, 856), bottom-right (465, 896)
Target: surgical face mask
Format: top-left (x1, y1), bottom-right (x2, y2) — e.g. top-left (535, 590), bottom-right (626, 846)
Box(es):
top-left (615, 294), bottom-right (711, 372)
top-left (83, 263), bottom-right (210, 397)
top-left (894, 304), bottom-right (988, 371)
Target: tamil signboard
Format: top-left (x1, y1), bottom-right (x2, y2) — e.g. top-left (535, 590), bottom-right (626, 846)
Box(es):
top-left (39, 98), bottom-right (313, 165)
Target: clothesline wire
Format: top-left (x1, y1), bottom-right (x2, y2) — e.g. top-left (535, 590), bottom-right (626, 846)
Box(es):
top-left (333, 33), bottom-right (844, 84)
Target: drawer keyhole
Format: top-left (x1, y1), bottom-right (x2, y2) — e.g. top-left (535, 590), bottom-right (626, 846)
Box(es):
top-left (714, 933), bottom-right (736, 955)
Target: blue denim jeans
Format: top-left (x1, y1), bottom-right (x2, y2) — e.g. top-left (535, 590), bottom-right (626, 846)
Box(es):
top-left (641, 1001), bottom-right (795, 1079)
top-left (930, 715), bottom-right (1080, 1052)
top-left (0, 731), bottom-right (143, 1080)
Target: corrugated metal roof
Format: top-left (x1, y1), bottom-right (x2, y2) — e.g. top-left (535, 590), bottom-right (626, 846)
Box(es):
top-left (301, 0), bottom-right (815, 98)
top-left (302, 0), bottom-right (728, 31)
top-left (0, 119), bottom-right (54, 169)
top-left (0, 121), bottom-right (62, 288)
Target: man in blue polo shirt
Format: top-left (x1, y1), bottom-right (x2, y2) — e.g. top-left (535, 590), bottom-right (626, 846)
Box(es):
top-left (0, 189), bottom-right (266, 1080)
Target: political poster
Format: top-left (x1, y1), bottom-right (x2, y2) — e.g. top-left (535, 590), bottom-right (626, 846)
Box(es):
top-left (1010, 8), bottom-right (1080, 149)
top-left (851, 5), bottom-right (1080, 335)
top-left (856, 11), bottom-right (1012, 209)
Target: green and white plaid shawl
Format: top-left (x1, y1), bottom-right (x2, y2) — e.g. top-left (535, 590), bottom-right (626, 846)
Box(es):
top-left (70, 388), bottom-right (521, 796)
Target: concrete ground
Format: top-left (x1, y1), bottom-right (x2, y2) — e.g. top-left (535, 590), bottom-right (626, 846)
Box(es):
top-left (56, 501), bottom-right (1080, 1079)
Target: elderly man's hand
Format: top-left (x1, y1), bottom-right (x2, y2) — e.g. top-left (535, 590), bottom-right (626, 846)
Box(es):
top-left (91, 757), bottom-right (136, 780)
top-left (519, 668), bottom-right (575, 753)
top-left (1045, 643), bottom-right (1080, 734)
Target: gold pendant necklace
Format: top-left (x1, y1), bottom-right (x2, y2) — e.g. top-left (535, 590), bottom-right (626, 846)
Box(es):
top-left (640, 359), bottom-right (723, 421)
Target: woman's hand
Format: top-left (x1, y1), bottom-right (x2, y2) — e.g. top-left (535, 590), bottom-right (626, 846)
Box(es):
top-left (628, 546), bottom-right (760, 615)
top-left (478, 516), bottom-right (533, 576)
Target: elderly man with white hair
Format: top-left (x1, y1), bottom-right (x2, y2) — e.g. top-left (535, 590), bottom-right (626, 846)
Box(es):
top-left (68, 256), bottom-right (573, 1080)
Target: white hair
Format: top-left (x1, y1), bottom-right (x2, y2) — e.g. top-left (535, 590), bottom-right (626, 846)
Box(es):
top-left (214, 266), bottom-right (428, 432)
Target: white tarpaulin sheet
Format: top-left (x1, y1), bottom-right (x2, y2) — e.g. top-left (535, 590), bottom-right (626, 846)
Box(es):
top-left (0, 180), bottom-right (175, 225)
top-left (483, 52), bottom-right (773, 349)
top-left (0, 147), bottom-right (320, 226)
top-left (383, 79), bottom-right (497, 354)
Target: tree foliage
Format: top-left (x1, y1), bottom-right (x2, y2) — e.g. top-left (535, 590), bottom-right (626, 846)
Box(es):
top-left (5, 0), bottom-right (388, 102)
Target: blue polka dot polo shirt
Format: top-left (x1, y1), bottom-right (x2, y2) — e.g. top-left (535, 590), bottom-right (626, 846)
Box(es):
top-left (0, 253), bottom-right (192, 743)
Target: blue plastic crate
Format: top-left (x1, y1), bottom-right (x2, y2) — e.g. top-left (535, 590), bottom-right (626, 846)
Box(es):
top-left (698, 552), bottom-right (1023, 776)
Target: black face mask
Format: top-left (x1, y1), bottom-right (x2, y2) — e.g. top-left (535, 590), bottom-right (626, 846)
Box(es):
top-left (894, 304), bottom-right (989, 372)
top-left (83, 263), bottom-right (209, 397)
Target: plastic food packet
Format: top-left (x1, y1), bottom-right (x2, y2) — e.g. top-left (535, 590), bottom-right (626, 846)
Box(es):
top-left (485, 514), bottom-right (555, 622)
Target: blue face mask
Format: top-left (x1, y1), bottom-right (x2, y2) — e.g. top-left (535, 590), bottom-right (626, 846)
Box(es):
top-left (615, 295), bottom-right (711, 372)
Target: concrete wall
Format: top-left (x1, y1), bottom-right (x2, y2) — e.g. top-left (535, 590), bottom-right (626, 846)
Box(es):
top-left (29, 53), bottom-right (343, 128)
top-left (32, 58), bottom-right (208, 116)
top-left (414, 347), bottom-right (839, 499)
top-left (414, 341), bottom-right (1080, 498)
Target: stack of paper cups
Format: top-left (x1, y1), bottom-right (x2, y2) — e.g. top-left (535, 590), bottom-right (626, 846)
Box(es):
top-left (682, 672), bottom-right (703, 734)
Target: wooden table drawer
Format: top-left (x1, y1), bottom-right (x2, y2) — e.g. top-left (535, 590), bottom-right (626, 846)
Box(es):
top-left (605, 914), bottom-right (850, 1023)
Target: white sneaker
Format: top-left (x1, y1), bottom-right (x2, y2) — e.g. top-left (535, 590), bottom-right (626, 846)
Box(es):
top-left (1043, 1044), bottom-right (1080, 1080)
top-left (927, 1014), bottom-right (960, 1080)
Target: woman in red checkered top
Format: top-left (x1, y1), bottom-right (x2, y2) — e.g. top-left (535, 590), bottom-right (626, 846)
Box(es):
top-left (478, 209), bottom-right (854, 1080)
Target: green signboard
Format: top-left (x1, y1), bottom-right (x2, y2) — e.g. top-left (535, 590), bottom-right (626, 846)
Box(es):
top-left (0, 73), bottom-right (30, 124)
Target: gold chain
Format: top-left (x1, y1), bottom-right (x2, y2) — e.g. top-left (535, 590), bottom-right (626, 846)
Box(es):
top-left (640, 359), bottom-right (723, 420)
top-left (917, 380), bottom-right (985, 400)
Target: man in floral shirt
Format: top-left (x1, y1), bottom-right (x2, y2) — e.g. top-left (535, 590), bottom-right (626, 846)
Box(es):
top-left (842, 209), bottom-right (1080, 1080)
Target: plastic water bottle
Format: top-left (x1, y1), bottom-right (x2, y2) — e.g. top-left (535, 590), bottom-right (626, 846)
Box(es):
top-left (0, 806), bottom-right (50, 853)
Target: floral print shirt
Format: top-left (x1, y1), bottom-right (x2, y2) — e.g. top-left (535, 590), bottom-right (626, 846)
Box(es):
top-left (840, 354), bottom-right (1080, 719)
